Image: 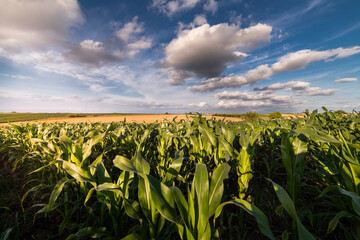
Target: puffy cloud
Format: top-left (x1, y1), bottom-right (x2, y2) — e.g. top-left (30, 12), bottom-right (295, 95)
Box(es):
top-left (305, 87), bottom-right (339, 96)
top-left (335, 77), bottom-right (357, 83)
top-left (66, 40), bottom-right (125, 66)
top-left (0, 0), bottom-right (83, 52)
top-left (166, 70), bottom-right (193, 85)
top-left (193, 15), bottom-right (207, 26)
top-left (190, 46), bottom-right (360, 92)
top-left (64, 17), bottom-right (152, 66)
top-left (215, 100), bottom-right (283, 109)
top-left (152, 0), bottom-right (202, 16)
top-left (114, 16), bottom-right (152, 55)
top-left (163, 23), bottom-right (272, 84)
top-left (189, 64), bottom-right (273, 92)
top-left (114, 17), bottom-right (144, 44)
top-left (204, 0), bottom-right (218, 14)
top-left (272, 47), bottom-right (360, 73)
top-left (127, 39), bottom-right (153, 49)
top-left (189, 101), bottom-right (208, 108)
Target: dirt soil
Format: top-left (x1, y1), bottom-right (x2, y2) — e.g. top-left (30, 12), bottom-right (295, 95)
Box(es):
top-left (0, 113), bottom-right (304, 127)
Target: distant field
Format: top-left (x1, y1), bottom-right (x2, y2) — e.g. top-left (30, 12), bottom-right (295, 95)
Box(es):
top-left (0, 112), bottom-right (304, 126)
top-left (0, 113), bottom-right (137, 123)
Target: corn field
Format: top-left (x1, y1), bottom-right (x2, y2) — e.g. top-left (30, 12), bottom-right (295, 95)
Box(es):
top-left (0, 108), bottom-right (360, 240)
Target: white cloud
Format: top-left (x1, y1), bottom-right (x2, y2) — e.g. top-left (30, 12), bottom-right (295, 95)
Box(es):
top-left (127, 39), bottom-right (153, 49)
top-left (215, 100), bottom-right (280, 109)
top-left (193, 15), bottom-right (208, 26)
top-left (254, 81), bottom-right (339, 96)
top-left (332, 46), bottom-right (360, 59)
top-left (152, 0), bottom-right (202, 16)
top-left (190, 46), bottom-right (360, 92)
top-left (66, 40), bottom-right (125, 66)
top-left (166, 70), bottom-right (193, 85)
top-left (0, 73), bottom-right (33, 80)
top-left (204, 0), bottom-right (218, 14)
top-left (305, 87), bottom-right (339, 96)
top-left (189, 101), bottom-right (208, 108)
top-left (335, 77), bottom-right (358, 83)
top-left (163, 23), bottom-right (272, 84)
top-left (115, 17), bottom-right (144, 43)
top-left (114, 16), bottom-right (152, 56)
top-left (189, 64), bottom-right (273, 92)
top-left (0, 0), bottom-right (83, 52)
top-left (215, 91), bottom-right (291, 102)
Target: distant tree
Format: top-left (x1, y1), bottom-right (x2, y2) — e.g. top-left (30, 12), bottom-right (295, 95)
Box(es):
top-left (244, 111), bottom-right (259, 120)
top-left (269, 112), bottom-right (282, 119)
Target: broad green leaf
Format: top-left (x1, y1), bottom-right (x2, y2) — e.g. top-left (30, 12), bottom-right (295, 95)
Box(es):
top-left (147, 175), bottom-right (178, 224)
top-left (327, 211), bottom-right (353, 234)
top-left (199, 124), bottom-right (217, 146)
top-left (120, 233), bottom-right (143, 240)
top-left (82, 133), bottom-right (105, 161)
top-left (338, 187), bottom-right (360, 216)
top-left (170, 186), bottom-right (189, 228)
top-left (47, 178), bottom-right (70, 210)
top-left (194, 164), bottom-right (209, 237)
top-left (65, 227), bottom-right (108, 240)
top-left (62, 161), bottom-right (93, 183)
top-left (113, 155), bottom-right (137, 173)
top-left (269, 179), bottom-right (298, 220)
top-left (293, 128), bottom-right (340, 144)
top-left (96, 162), bottom-right (112, 184)
top-left (214, 199), bottom-right (275, 240)
top-left (133, 151), bottom-right (150, 174)
top-left (96, 183), bottom-right (122, 196)
top-left (208, 163), bottom-right (230, 218)
top-left (268, 179), bottom-right (315, 240)
top-left (84, 188), bottom-right (95, 206)
top-left (0, 228), bottom-right (13, 240)
top-left (124, 200), bottom-right (141, 220)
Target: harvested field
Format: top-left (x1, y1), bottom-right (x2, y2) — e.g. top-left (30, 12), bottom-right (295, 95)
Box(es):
top-left (0, 113), bottom-right (304, 127)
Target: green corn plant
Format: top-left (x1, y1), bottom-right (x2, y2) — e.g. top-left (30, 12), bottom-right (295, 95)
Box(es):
top-left (268, 179), bottom-right (315, 240)
top-left (213, 198), bottom-right (275, 240)
top-left (279, 131), bottom-right (308, 203)
top-left (113, 152), bottom-right (172, 240)
top-left (237, 129), bottom-right (261, 199)
top-left (145, 162), bottom-right (232, 240)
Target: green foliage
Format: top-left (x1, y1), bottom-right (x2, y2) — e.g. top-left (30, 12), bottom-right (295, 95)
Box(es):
top-left (67, 113), bottom-right (86, 118)
top-left (244, 111), bottom-right (259, 120)
top-left (0, 108), bottom-right (360, 239)
top-left (268, 111), bottom-right (282, 119)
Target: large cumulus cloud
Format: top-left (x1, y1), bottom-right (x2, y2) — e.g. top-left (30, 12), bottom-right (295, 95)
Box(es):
top-left (0, 0), bottom-right (84, 52)
top-left (162, 22), bottom-right (272, 84)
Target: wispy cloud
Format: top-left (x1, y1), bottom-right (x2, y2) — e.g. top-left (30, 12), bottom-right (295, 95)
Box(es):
top-left (151, 0), bottom-right (202, 16)
top-left (326, 22), bottom-right (360, 42)
top-left (335, 77), bottom-right (357, 83)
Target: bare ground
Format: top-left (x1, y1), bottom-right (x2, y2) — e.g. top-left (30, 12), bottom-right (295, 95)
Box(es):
top-left (0, 113), bottom-right (304, 127)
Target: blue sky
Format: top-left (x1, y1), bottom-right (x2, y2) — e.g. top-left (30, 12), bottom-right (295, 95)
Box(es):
top-left (0, 0), bottom-right (359, 113)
